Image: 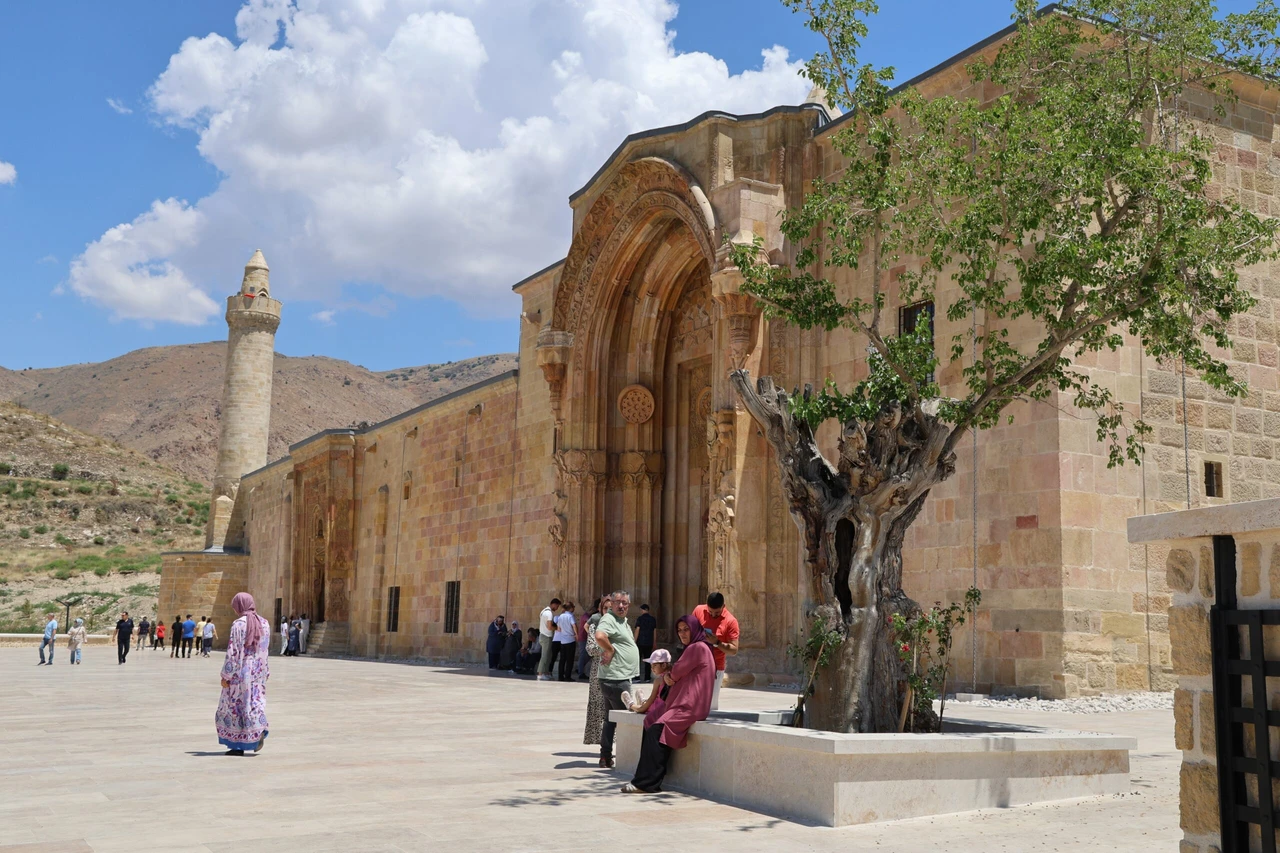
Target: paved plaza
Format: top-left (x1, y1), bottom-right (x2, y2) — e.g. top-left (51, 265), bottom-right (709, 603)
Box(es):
top-left (1, 647), bottom-right (1178, 852)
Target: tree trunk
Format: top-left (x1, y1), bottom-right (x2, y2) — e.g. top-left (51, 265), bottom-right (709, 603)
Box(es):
top-left (730, 370), bottom-right (955, 733)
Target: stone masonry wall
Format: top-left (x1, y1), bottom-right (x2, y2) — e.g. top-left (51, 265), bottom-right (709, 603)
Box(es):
top-left (158, 552), bottom-right (248, 651)
top-left (1129, 498), bottom-right (1280, 852)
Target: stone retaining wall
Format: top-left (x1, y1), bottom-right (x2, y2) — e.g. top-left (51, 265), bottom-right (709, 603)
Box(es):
top-left (157, 552), bottom-right (248, 651)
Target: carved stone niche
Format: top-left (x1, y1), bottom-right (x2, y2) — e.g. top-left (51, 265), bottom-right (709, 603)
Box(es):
top-left (711, 265), bottom-right (761, 371)
top-left (536, 328), bottom-right (574, 422)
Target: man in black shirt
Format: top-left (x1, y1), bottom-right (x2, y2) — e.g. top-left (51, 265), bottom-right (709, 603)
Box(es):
top-left (111, 612), bottom-right (134, 665)
top-left (634, 604), bottom-right (657, 682)
top-left (170, 616), bottom-right (182, 658)
top-left (136, 617), bottom-right (150, 651)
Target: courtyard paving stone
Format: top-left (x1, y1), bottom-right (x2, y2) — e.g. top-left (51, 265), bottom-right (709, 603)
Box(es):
top-left (0, 647), bottom-right (1178, 851)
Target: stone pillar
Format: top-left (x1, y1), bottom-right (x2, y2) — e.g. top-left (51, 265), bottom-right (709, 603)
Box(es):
top-left (206, 250), bottom-right (282, 551)
top-left (554, 449), bottom-right (607, 603)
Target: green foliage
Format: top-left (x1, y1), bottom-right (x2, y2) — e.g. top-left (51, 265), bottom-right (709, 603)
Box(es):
top-left (93, 536), bottom-right (105, 545)
top-left (54, 534), bottom-right (72, 547)
top-left (94, 567), bottom-right (110, 577)
top-left (33, 525), bottom-right (48, 535)
top-left (20, 599), bottom-right (32, 616)
top-left (0, 462), bottom-right (10, 475)
top-left (736, 0), bottom-right (1280, 467)
top-left (51, 567), bottom-right (76, 580)
top-left (889, 587), bottom-right (981, 731)
top-left (75, 484), bottom-right (94, 495)
top-left (18, 528), bottom-right (29, 539)
top-left (51, 463), bottom-right (69, 481)
top-left (789, 613), bottom-right (845, 670)
top-left (125, 582), bottom-right (158, 596)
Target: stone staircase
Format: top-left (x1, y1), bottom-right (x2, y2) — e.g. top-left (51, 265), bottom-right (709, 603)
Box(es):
top-left (306, 621), bottom-right (349, 657)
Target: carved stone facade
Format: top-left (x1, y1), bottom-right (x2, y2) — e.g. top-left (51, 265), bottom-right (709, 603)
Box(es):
top-left (161, 23), bottom-right (1279, 691)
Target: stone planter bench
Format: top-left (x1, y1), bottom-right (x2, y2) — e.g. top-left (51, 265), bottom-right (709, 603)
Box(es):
top-left (0, 633), bottom-right (113, 648)
top-left (610, 710), bottom-right (1135, 826)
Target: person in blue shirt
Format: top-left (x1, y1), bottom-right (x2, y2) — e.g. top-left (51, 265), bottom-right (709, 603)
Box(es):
top-left (38, 615), bottom-right (58, 666)
top-left (181, 614), bottom-right (196, 659)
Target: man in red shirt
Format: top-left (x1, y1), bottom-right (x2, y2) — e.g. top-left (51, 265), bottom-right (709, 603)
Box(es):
top-left (692, 591), bottom-right (739, 710)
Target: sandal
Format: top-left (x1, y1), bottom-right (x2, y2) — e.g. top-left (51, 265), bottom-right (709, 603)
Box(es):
top-left (620, 783), bottom-right (649, 794)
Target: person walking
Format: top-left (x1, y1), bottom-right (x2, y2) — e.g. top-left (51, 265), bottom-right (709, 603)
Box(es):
top-left (582, 594), bottom-right (612, 747)
top-left (112, 612), bottom-right (134, 665)
top-left (554, 602), bottom-right (577, 682)
top-left (216, 592), bottom-right (271, 756)
top-left (68, 617), bottom-right (87, 665)
top-left (37, 614), bottom-right (58, 666)
top-left (149, 618), bottom-right (157, 649)
top-left (594, 590), bottom-right (639, 769)
top-left (181, 614), bottom-right (196, 658)
top-left (621, 616), bottom-right (716, 794)
top-left (155, 620), bottom-right (166, 651)
top-left (170, 616), bottom-right (183, 658)
top-left (194, 616), bottom-right (207, 655)
top-left (202, 619), bottom-right (218, 656)
top-left (299, 614), bottom-right (309, 654)
top-left (634, 604), bottom-right (657, 682)
top-left (136, 617), bottom-right (149, 651)
top-left (485, 615), bottom-right (508, 670)
top-left (535, 598), bottom-right (561, 681)
top-left (692, 592), bottom-right (740, 711)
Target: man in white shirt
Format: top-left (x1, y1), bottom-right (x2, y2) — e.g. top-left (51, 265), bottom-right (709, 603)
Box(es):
top-left (536, 598), bottom-right (561, 681)
top-left (202, 619), bottom-right (217, 656)
top-left (552, 602), bottom-right (578, 682)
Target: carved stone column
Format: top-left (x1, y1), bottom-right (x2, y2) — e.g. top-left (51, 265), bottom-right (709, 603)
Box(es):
top-left (554, 448), bottom-right (607, 602)
top-left (616, 450), bottom-right (664, 607)
top-left (706, 409), bottom-right (737, 598)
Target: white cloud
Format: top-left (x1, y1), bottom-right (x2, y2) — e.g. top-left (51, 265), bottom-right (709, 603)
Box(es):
top-left (70, 0), bottom-right (810, 324)
top-left (311, 309), bottom-right (337, 325)
top-left (106, 98), bottom-right (134, 115)
top-left (68, 198), bottom-right (220, 325)
top-left (0, 161), bottom-right (15, 185)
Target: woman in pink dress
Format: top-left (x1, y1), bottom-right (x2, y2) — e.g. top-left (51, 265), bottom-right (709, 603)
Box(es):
top-left (216, 592), bottom-right (271, 756)
top-left (622, 614), bottom-right (715, 793)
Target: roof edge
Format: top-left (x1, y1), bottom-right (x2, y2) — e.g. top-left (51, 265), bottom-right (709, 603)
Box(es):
top-left (511, 258), bottom-right (565, 292)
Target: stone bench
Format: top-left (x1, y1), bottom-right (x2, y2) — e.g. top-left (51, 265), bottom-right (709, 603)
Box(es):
top-left (0, 633), bottom-right (114, 647)
top-left (610, 710), bottom-right (1135, 826)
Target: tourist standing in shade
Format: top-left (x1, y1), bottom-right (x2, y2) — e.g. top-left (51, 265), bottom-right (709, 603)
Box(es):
top-left (536, 598), bottom-right (561, 681)
top-left (136, 617), bottom-right (150, 651)
top-left (280, 617), bottom-right (289, 655)
top-left (112, 612), bottom-right (134, 665)
top-left (216, 592), bottom-right (271, 756)
top-left (68, 617), bottom-right (86, 665)
top-left (486, 615), bottom-right (508, 669)
top-left (286, 620), bottom-right (300, 656)
top-left (692, 592), bottom-right (740, 711)
top-left (182, 615), bottom-right (196, 658)
top-left (37, 614), bottom-right (58, 666)
top-left (554, 602), bottom-right (577, 682)
top-left (594, 590), bottom-right (639, 768)
top-left (621, 616), bottom-right (715, 793)
top-left (499, 620), bottom-right (521, 671)
top-left (202, 619), bottom-right (217, 656)
top-left (634, 604), bottom-right (657, 682)
top-left (299, 614), bottom-right (310, 654)
top-left (583, 593), bottom-right (612, 746)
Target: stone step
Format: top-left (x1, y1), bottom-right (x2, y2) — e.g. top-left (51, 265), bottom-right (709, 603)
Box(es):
top-left (307, 622), bottom-right (350, 657)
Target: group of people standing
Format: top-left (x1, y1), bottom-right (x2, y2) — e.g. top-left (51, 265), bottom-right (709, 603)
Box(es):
top-left (279, 614), bottom-right (309, 656)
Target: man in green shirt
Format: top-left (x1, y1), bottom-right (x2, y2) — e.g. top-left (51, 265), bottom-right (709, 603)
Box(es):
top-left (594, 589), bottom-right (639, 768)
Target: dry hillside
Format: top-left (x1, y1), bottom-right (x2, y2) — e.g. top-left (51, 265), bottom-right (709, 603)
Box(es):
top-left (0, 402), bottom-right (206, 632)
top-left (7, 346), bottom-right (517, 482)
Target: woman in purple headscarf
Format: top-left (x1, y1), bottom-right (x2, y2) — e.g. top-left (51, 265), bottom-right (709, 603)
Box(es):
top-left (216, 592), bottom-right (271, 756)
top-left (621, 614), bottom-right (715, 793)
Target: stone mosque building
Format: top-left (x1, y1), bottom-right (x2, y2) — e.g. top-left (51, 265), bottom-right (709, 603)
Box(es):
top-left (159, 18), bottom-right (1280, 697)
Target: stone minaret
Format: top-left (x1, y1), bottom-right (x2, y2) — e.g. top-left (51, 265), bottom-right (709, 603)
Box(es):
top-left (205, 249), bottom-right (282, 552)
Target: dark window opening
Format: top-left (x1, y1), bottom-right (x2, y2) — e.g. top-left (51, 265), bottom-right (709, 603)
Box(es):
top-left (1204, 461), bottom-right (1224, 498)
top-left (273, 598), bottom-right (282, 634)
top-left (387, 586), bottom-right (401, 633)
top-left (899, 299), bottom-right (935, 342)
top-left (444, 581), bottom-right (461, 634)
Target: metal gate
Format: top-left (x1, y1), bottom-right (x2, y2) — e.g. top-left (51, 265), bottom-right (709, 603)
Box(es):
top-left (1210, 533), bottom-right (1280, 852)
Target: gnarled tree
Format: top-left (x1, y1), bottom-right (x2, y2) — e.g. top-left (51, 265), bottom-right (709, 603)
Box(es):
top-left (731, 0), bottom-right (1280, 732)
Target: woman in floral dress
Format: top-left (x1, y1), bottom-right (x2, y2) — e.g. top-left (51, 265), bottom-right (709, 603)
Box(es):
top-left (217, 592), bottom-right (271, 756)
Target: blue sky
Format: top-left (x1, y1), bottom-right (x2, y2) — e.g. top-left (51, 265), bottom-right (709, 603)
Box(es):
top-left (0, 1), bottom-right (1236, 372)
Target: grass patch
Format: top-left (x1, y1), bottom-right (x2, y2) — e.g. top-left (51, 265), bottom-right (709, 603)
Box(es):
top-left (125, 582), bottom-right (159, 596)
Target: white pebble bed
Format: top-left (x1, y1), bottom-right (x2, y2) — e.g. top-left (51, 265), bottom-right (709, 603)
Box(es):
top-left (958, 691), bottom-right (1174, 713)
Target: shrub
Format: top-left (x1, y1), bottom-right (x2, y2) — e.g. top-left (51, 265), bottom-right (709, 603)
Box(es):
top-left (52, 568), bottom-right (74, 580)
top-left (93, 536), bottom-right (105, 545)
top-left (33, 525), bottom-right (48, 535)
top-left (165, 494), bottom-right (180, 504)
top-left (51, 463), bottom-right (69, 481)
top-left (76, 485), bottom-right (94, 495)
top-left (18, 528), bottom-right (29, 539)
top-left (54, 533), bottom-right (73, 546)
top-left (0, 462), bottom-right (10, 475)
top-left (94, 566), bottom-right (109, 577)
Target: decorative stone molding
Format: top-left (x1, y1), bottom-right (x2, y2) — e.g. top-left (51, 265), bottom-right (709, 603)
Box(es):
top-left (711, 266), bottom-right (761, 370)
top-left (617, 384), bottom-right (655, 424)
top-left (536, 328), bottom-right (574, 422)
top-left (555, 448), bottom-right (608, 485)
top-left (614, 450), bottom-right (664, 489)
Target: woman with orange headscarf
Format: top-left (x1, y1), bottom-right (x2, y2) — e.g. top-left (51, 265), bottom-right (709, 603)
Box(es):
top-left (216, 592), bottom-right (272, 756)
